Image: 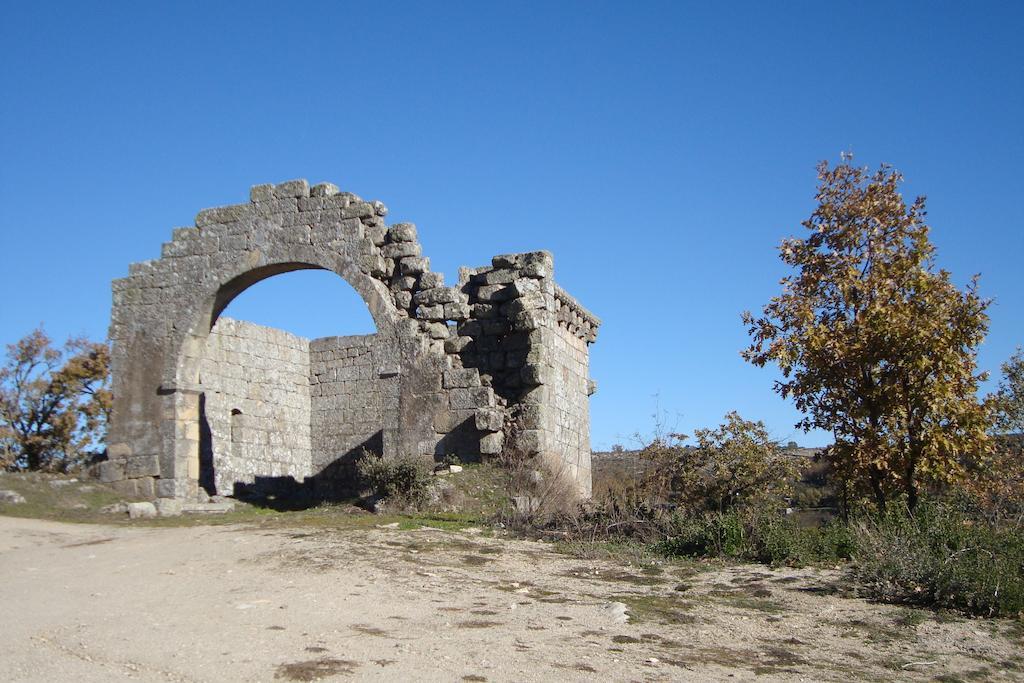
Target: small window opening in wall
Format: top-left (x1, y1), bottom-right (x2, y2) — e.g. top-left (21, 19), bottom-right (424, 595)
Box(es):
top-left (230, 408), bottom-right (243, 437)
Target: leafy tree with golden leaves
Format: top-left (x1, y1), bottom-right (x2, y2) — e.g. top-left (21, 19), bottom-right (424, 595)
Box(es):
top-left (742, 158), bottom-right (990, 512)
top-left (0, 327), bottom-right (111, 472)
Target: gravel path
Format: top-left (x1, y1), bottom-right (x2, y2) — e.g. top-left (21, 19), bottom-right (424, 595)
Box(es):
top-left (0, 515), bottom-right (1019, 682)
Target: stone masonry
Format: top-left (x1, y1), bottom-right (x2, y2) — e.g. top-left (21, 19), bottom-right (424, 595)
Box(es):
top-left (105, 179), bottom-right (600, 501)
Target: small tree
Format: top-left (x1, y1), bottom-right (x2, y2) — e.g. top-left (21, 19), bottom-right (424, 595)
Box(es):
top-left (968, 349), bottom-right (1024, 524)
top-left (743, 158), bottom-right (990, 512)
top-left (0, 328), bottom-right (111, 472)
top-left (646, 412), bottom-right (798, 513)
top-left (992, 347), bottom-right (1024, 434)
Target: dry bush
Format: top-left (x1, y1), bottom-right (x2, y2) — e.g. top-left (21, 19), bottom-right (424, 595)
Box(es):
top-left (496, 406), bottom-right (581, 529)
top-left (962, 435), bottom-right (1024, 526)
top-left (355, 451), bottom-right (433, 511)
top-left (497, 448), bottom-right (580, 529)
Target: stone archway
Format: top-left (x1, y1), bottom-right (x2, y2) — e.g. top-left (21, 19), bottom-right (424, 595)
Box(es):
top-left (169, 261), bottom-right (401, 501)
top-left (104, 179), bottom-right (601, 502)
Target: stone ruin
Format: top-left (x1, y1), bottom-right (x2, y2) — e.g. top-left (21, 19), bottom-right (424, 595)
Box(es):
top-left (103, 179), bottom-right (600, 502)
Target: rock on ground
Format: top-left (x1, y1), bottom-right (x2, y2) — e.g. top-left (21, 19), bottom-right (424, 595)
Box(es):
top-left (0, 490), bottom-right (26, 504)
top-left (126, 502), bottom-right (156, 519)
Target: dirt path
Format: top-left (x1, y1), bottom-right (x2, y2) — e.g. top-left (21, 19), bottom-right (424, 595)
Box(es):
top-left (0, 515), bottom-right (1019, 682)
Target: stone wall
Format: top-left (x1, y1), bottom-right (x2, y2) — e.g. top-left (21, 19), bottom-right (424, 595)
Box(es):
top-left (447, 254), bottom-right (600, 495)
top-left (543, 288), bottom-right (597, 495)
top-left (309, 334), bottom-right (398, 480)
top-left (199, 318), bottom-right (312, 495)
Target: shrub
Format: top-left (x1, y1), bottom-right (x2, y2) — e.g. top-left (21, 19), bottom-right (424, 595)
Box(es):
top-left (655, 510), bottom-right (746, 558)
top-left (962, 435), bottom-right (1024, 526)
top-left (356, 452), bottom-right (432, 510)
top-left (642, 412), bottom-right (800, 514)
top-left (654, 507), bottom-right (855, 567)
top-left (849, 502), bottom-right (1024, 617)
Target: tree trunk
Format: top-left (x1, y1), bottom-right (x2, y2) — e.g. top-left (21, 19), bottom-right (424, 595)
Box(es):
top-left (868, 464), bottom-right (887, 511)
top-left (905, 450), bottom-right (919, 513)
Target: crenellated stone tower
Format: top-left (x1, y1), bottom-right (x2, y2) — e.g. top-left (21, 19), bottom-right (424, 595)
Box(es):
top-left (104, 179), bottom-right (600, 501)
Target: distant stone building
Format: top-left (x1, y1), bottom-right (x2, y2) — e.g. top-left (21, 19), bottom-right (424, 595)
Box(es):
top-left (103, 180), bottom-right (600, 501)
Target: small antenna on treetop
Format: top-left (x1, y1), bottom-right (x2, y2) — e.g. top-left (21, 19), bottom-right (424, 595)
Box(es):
top-left (840, 150), bottom-right (854, 162)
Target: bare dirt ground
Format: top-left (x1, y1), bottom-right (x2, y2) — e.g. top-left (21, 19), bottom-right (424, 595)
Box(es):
top-left (1, 515), bottom-right (1021, 682)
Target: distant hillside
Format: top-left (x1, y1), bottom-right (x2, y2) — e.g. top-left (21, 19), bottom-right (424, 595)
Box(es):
top-left (593, 444), bottom-right (825, 471)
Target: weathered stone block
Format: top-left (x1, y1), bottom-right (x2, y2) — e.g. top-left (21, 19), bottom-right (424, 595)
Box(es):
top-left (391, 276), bottom-right (417, 291)
top-left (470, 303), bottom-right (497, 319)
top-left (423, 322), bottom-right (450, 339)
top-left (250, 184), bottom-right (274, 202)
top-left (475, 284), bottom-right (513, 303)
top-left (480, 269), bottom-right (517, 285)
top-left (110, 478), bottom-right (139, 497)
top-left (273, 179), bottom-right (310, 198)
top-left (419, 272), bottom-right (445, 289)
top-left (524, 366), bottom-right (548, 387)
top-left (444, 336), bottom-right (473, 354)
top-left (99, 459), bottom-right (126, 483)
top-left (128, 501), bottom-right (157, 519)
top-left (340, 202), bottom-right (375, 219)
top-left (361, 254), bottom-right (387, 277)
top-left (507, 278), bottom-right (540, 296)
top-left (414, 287), bottom-right (458, 306)
top-left (444, 368), bottom-right (481, 389)
top-left (449, 387), bottom-right (494, 410)
top-left (399, 257), bottom-right (430, 275)
top-left (511, 311), bottom-right (540, 331)
top-left (416, 304), bottom-right (445, 320)
top-left (387, 223), bottom-right (417, 242)
top-left (480, 431), bottom-right (504, 455)
top-left (155, 498), bottom-right (182, 517)
top-left (433, 409), bottom-right (476, 433)
top-left (444, 302), bottom-right (470, 320)
top-left (135, 476), bottom-right (156, 498)
top-left (394, 291), bottom-right (413, 309)
top-left (126, 455), bottom-right (160, 478)
top-left (155, 478), bottom-right (179, 499)
top-left (520, 251), bottom-right (554, 279)
top-left (475, 408), bottom-right (504, 432)
top-left (382, 242), bottom-right (421, 259)
top-left (491, 254), bottom-right (520, 269)
top-left (195, 204), bottom-right (249, 228)
top-left (107, 442), bottom-right (132, 459)
top-left (310, 182), bottom-right (340, 197)
top-left (366, 225), bottom-right (387, 246)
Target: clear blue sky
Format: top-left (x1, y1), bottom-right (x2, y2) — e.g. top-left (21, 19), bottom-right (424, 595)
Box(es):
top-left (1, 2), bottom-right (1021, 450)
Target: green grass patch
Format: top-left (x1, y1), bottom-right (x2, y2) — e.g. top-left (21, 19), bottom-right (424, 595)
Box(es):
top-left (611, 593), bottom-right (698, 625)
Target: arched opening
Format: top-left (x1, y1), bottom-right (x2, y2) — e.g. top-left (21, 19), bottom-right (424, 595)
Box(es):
top-left (184, 268), bottom-right (398, 506)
